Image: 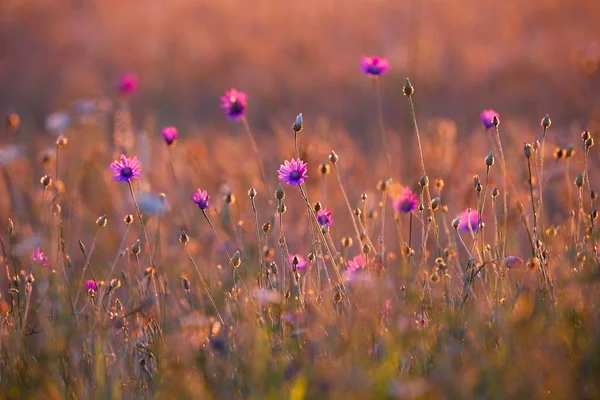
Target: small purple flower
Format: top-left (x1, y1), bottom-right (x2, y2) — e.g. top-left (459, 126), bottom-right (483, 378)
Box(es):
top-left (316, 207), bottom-right (333, 227)
top-left (220, 89), bottom-right (248, 121)
top-left (505, 256), bottom-right (524, 268)
top-left (347, 254), bottom-right (366, 271)
top-left (117, 72), bottom-right (139, 95)
top-left (289, 254), bottom-right (308, 271)
top-left (480, 109), bottom-right (499, 129)
top-left (85, 279), bottom-right (98, 292)
top-left (360, 55), bottom-right (390, 76)
top-left (457, 209), bottom-right (480, 233)
top-left (192, 189), bottom-right (211, 210)
top-left (109, 154), bottom-right (142, 183)
top-left (32, 247), bottom-right (50, 268)
top-left (161, 126), bottom-right (178, 146)
top-left (393, 187), bottom-right (418, 214)
top-left (278, 159), bottom-right (308, 186)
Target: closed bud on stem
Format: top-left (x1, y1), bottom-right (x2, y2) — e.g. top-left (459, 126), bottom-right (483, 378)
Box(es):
top-left (473, 175), bottom-right (480, 187)
top-left (553, 148), bottom-right (565, 159)
top-left (452, 216), bottom-right (462, 230)
top-left (181, 274), bottom-right (190, 291)
top-left (492, 188), bottom-right (499, 199)
top-left (314, 202), bottom-right (322, 213)
top-left (362, 243), bottom-right (371, 254)
top-left (179, 231), bottom-right (189, 244)
top-left (419, 175), bottom-right (429, 188)
top-left (41, 175), bottom-right (52, 187)
top-left (585, 137), bottom-right (594, 150)
top-left (319, 163), bottom-right (331, 176)
top-left (225, 193), bottom-right (235, 205)
top-left (329, 150), bottom-right (338, 164)
top-left (124, 215), bottom-right (134, 224)
top-left (56, 135), bottom-right (68, 147)
top-left (354, 207), bottom-right (362, 217)
top-left (262, 222), bottom-right (271, 233)
top-left (541, 113), bottom-right (551, 130)
top-left (533, 140), bottom-right (540, 151)
top-left (248, 187), bottom-right (257, 198)
top-left (582, 130), bottom-right (591, 142)
top-left (475, 183), bottom-right (482, 194)
top-left (278, 201), bottom-right (287, 214)
top-left (292, 113), bottom-right (303, 133)
top-left (275, 183), bottom-right (285, 200)
top-left (431, 198), bottom-right (440, 212)
top-left (232, 251), bottom-right (241, 268)
top-left (96, 214), bottom-right (108, 227)
top-left (485, 151), bottom-right (495, 166)
top-left (403, 78), bottom-right (414, 96)
top-left (131, 239), bottom-right (141, 255)
top-left (524, 142), bottom-right (532, 159)
top-left (341, 236), bottom-right (353, 248)
top-left (575, 172), bottom-right (584, 188)
top-left (566, 146), bottom-right (575, 158)
top-left (308, 252), bottom-right (316, 262)
top-left (436, 179), bottom-right (445, 190)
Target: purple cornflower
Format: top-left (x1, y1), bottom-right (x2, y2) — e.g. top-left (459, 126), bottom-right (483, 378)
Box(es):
top-left (32, 247), bottom-right (50, 268)
top-left (85, 279), bottom-right (98, 292)
top-left (117, 72), bottom-right (139, 95)
top-left (480, 109), bottom-right (499, 129)
top-left (220, 88), bottom-right (248, 121)
top-left (192, 189), bottom-right (211, 210)
top-left (278, 159), bottom-right (308, 186)
top-left (393, 187), bottom-right (418, 214)
top-left (457, 208), bottom-right (480, 233)
top-left (289, 254), bottom-right (308, 271)
top-left (109, 154), bottom-right (142, 183)
top-left (162, 126), bottom-right (178, 146)
top-left (360, 55), bottom-right (390, 76)
top-left (316, 207), bottom-right (333, 227)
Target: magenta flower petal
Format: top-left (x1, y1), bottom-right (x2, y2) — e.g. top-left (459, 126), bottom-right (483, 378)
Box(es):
top-left (457, 208), bottom-right (480, 232)
top-left (161, 126), bottom-right (178, 146)
top-left (32, 247), bottom-right (50, 268)
top-left (117, 72), bottom-right (139, 95)
top-left (360, 55), bottom-right (390, 76)
top-left (278, 158), bottom-right (308, 186)
top-left (316, 207), bottom-right (333, 227)
top-left (393, 187), bottom-right (418, 214)
top-left (289, 254), bottom-right (308, 271)
top-left (85, 279), bottom-right (98, 292)
top-left (109, 154), bottom-right (142, 183)
top-left (220, 89), bottom-right (248, 121)
top-left (192, 189), bottom-right (211, 210)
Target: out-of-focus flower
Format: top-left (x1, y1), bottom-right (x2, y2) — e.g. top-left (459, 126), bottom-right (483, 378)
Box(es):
top-left (347, 254), bottom-right (366, 271)
top-left (0, 145), bottom-right (25, 166)
top-left (32, 247), bottom-right (50, 268)
top-left (480, 110), bottom-right (499, 129)
top-left (457, 208), bottom-right (480, 232)
top-left (252, 289), bottom-right (282, 306)
top-left (137, 192), bottom-right (171, 215)
top-left (278, 159), bottom-right (308, 186)
top-left (220, 88), bottom-right (247, 121)
top-left (45, 111), bottom-right (71, 135)
top-left (109, 154), bottom-right (142, 183)
top-left (360, 55), bottom-right (390, 76)
top-left (192, 189), bottom-right (211, 210)
top-left (393, 187), bottom-right (418, 214)
top-left (505, 256), bottom-right (524, 268)
top-left (289, 254), bottom-right (308, 271)
top-left (85, 280), bottom-right (98, 292)
top-left (117, 72), bottom-right (139, 95)
top-left (161, 126), bottom-right (178, 146)
top-left (316, 207), bottom-right (333, 227)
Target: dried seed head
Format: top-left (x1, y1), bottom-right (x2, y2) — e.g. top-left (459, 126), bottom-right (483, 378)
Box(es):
top-left (179, 231), bottom-right (189, 244)
top-left (131, 239), bottom-right (141, 255)
top-left (40, 175), bottom-right (52, 187)
top-left (524, 142), bottom-right (532, 159)
top-left (319, 163), bottom-right (331, 176)
top-left (275, 183), bottom-right (285, 200)
top-left (575, 172), bottom-right (584, 188)
top-left (566, 146), bottom-right (576, 158)
top-left (56, 135), bottom-right (68, 147)
top-left (431, 197), bottom-right (440, 212)
top-left (232, 251), bottom-right (241, 268)
top-left (492, 115), bottom-right (500, 128)
top-left (585, 137), bottom-right (594, 150)
top-left (591, 209), bottom-right (598, 220)
top-left (485, 151), bottom-right (495, 166)
top-left (419, 175), bottom-right (429, 188)
top-left (541, 113), bottom-right (551, 129)
top-left (124, 214), bottom-right (134, 224)
top-left (262, 222), bottom-right (271, 233)
top-left (96, 214), bottom-right (108, 227)
top-left (362, 243), bottom-right (371, 254)
top-left (248, 187), bottom-right (257, 198)
top-left (314, 202), bottom-right (322, 213)
top-left (403, 78), bottom-right (414, 96)
top-left (582, 130), bottom-right (591, 142)
top-left (354, 207), bottom-right (362, 217)
top-left (329, 150), bottom-right (339, 164)
top-left (308, 252), bottom-right (316, 262)
top-left (292, 113), bottom-right (303, 133)
top-left (492, 187), bottom-right (499, 199)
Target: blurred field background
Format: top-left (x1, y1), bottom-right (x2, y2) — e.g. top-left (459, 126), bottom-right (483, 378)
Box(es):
top-left (2, 0), bottom-right (600, 398)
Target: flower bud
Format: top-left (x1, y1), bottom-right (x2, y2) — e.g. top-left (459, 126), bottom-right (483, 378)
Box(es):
top-left (314, 202), bottom-right (322, 213)
top-left (248, 188), bottom-right (257, 198)
top-left (575, 172), bottom-right (584, 188)
top-left (452, 216), bottom-right (461, 230)
top-left (329, 150), bottom-right (338, 164)
top-left (292, 113), bottom-right (303, 133)
top-left (524, 142), bottom-right (532, 159)
top-left (40, 175), bottom-right (52, 187)
top-left (403, 78), bottom-right (414, 96)
top-left (319, 163), bottom-right (331, 176)
top-left (232, 251), bottom-right (241, 268)
top-left (582, 130), bottom-right (591, 142)
top-left (541, 113), bottom-right (551, 129)
top-left (362, 243), bottom-right (371, 254)
top-left (485, 151), bottom-right (495, 167)
top-left (275, 183), bottom-right (285, 200)
top-left (124, 215), bottom-right (134, 224)
top-left (419, 175), bottom-right (429, 188)
top-left (179, 231), bottom-right (189, 244)
top-left (262, 222), bottom-right (271, 233)
top-left (96, 214), bottom-right (108, 227)
top-left (131, 239), bottom-right (141, 255)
